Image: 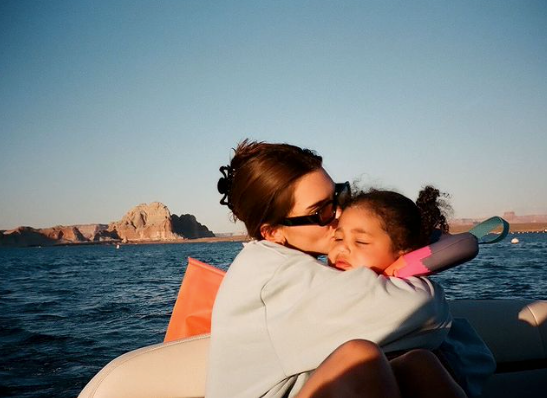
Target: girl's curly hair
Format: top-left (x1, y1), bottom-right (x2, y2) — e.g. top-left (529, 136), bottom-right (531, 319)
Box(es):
top-left (343, 185), bottom-right (452, 254)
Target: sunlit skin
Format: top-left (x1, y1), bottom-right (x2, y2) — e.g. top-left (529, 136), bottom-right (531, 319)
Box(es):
top-left (328, 206), bottom-right (403, 274)
top-left (263, 168), bottom-right (339, 257)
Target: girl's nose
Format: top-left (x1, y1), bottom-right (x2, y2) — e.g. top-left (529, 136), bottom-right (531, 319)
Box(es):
top-left (334, 240), bottom-right (349, 254)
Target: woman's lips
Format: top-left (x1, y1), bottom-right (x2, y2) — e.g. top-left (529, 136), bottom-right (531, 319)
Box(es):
top-left (334, 259), bottom-right (353, 271)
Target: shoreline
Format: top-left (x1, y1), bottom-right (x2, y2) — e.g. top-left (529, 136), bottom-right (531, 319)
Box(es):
top-left (449, 222), bottom-right (547, 234)
top-left (111, 235), bottom-right (250, 246)
top-left (69, 225), bottom-right (547, 247)
top-left (7, 234), bottom-right (251, 248)
top-left (3, 223), bottom-right (547, 248)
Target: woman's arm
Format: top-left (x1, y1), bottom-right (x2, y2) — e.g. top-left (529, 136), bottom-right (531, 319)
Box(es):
top-left (263, 256), bottom-right (452, 376)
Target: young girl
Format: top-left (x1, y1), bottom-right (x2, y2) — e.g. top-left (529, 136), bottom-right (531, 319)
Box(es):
top-left (328, 185), bottom-right (496, 397)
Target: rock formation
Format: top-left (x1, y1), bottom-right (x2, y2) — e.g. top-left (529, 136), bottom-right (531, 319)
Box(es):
top-left (0, 202), bottom-right (215, 247)
top-left (172, 213), bottom-right (215, 239)
top-left (0, 227), bottom-right (57, 247)
top-left (40, 226), bottom-right (87, 243)
top-left (108, 202), bottom-right (179, 241)
top-left (0, 225), bottom-right (115, 247)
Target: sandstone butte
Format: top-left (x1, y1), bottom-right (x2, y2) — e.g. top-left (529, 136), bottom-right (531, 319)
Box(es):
top-left (0, 202), bottom-right (226, 247)
top-left (2, 206), bottom-right (545, 248)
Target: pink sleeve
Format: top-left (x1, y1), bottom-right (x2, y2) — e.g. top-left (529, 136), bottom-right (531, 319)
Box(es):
top-left (395, 233), bottom-right (479, 278)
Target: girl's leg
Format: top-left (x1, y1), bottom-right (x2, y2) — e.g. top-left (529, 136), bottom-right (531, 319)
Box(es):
top-left (390, 349), bottom-right (467, 398)
top-left (295, 339), bottom-right (402, 398)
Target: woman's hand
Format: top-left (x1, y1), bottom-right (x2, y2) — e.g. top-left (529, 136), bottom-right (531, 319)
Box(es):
top-left (382, 256), bottom-right (407, 277)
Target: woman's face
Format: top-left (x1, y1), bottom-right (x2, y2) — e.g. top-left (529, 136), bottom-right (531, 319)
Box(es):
top-left (327, 206), bottom-right (400, 274)
top-left (277, 168), bottom-right (338, 256)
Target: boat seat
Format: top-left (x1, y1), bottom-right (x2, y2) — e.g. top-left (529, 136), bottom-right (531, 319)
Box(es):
top-left (449, 299), bottom-right (547, 398)
top-left (78, 334), bottom-right (210, 398)
top-left (78, 299), bottom-right (547, 398)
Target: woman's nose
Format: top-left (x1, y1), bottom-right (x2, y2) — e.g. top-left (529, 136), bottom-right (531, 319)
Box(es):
top-left (329, 214), bottom-right (341, 230)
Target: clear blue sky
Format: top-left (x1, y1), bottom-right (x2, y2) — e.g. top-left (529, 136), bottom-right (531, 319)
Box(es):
top-left (1, 1), bottom-right (546, 234)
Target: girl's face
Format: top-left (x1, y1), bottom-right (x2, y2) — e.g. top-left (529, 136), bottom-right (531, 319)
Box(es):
top-left (276, 168), bottom-right (339, 256)
top-left (328, 206), bottom-right (400, 274)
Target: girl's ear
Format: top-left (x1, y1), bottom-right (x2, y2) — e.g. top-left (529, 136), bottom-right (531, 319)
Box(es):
top-left (260, 224), bottom-right (287, 245)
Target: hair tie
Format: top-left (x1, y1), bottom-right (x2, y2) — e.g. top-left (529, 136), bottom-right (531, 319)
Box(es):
top-left (217, 165), bottom-right (234, 209)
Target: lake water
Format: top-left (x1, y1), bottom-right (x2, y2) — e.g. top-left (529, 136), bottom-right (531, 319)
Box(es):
top-left (1, 233), bottom-right (546, 397)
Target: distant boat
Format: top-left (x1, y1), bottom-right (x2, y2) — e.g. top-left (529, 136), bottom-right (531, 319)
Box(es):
top-left (116, 244), bottom-right (120, 249)
top-left (511, 238), bottom-right (519, 244)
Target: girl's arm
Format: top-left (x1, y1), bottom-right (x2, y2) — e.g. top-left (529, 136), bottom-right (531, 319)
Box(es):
top-left (383, 232), bottom-right (478, 278)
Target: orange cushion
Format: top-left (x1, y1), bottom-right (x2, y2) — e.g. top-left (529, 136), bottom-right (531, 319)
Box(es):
top-left (164, 258), bottom-right (226, 342)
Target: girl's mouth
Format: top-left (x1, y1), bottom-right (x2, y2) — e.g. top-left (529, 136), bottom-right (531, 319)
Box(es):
top-left (334, 259), bottom-right (353, 271)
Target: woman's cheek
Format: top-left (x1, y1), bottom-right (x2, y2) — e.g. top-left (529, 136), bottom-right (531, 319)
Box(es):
top-left (326, 248), bottom-right (337, 266)
top-left (328, 237), bottom-right (338, 252)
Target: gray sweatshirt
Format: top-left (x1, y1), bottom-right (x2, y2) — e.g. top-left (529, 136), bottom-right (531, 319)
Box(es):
top-left (206, 240), bottom-right (452, 398)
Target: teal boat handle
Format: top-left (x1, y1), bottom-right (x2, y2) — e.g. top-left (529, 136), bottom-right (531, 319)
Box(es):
top-left (468, 216), bottom-right (510, 244)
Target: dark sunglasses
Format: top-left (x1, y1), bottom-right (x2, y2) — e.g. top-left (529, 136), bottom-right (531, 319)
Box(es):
top-left (279, 182), bottom-right (351, 227)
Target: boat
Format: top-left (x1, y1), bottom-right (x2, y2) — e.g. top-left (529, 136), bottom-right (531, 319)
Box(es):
top-left (78, 298), bottom-right (547, 398)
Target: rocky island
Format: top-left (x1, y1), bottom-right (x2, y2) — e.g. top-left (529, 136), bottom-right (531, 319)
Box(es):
top-left (0, 202), bottom-right (220, 247)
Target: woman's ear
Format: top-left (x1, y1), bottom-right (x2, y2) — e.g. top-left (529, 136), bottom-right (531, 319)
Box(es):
top-left (260, 224), bottom-right (287, 245)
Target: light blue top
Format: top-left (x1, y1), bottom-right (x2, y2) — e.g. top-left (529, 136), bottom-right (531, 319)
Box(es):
top-left (206, 240), bottom-right (452, 398)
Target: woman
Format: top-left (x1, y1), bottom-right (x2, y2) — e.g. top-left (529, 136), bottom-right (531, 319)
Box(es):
top-left (206, 140), bottom-right (465, 398)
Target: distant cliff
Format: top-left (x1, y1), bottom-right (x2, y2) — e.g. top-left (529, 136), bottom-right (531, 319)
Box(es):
top-left (108, 202), bottom-right (179, 242)
top-left (172, 213), bottom-right (215, 239)
top-left (0, 202), bottom-right (215, 247)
